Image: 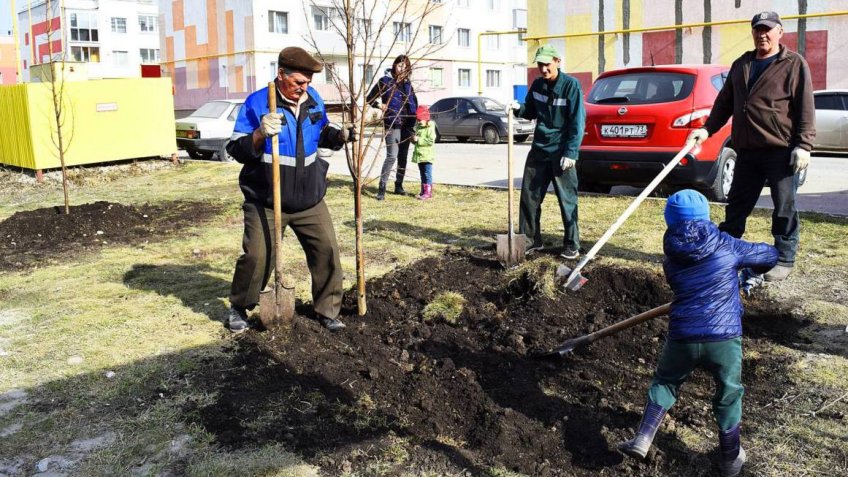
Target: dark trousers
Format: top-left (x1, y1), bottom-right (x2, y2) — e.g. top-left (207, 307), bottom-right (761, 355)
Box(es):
top-left (229, 200), bottom-right (343, 319)
top-left (380, 127), bottom-right (413, 188)
top-left (418, 162), bottom-right (433, 185)
top-left (518, 158), bottom-right (580, 250)
top-left (719, 148), bottom-right (799, 265)
top-left (647, 337), bottom-right (743, 431)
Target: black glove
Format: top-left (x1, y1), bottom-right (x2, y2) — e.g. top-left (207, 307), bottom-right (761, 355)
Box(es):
top-left (318, 123), bottom-right (346, 151)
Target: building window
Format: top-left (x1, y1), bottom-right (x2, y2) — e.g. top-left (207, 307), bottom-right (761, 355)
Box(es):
top-left (71, 46), bottom-right (100, 62)
top-left (429, 25), bottom-right (442, 44)
top-left (138, 15), bottom-right (156, 33)
top-left (457, 28), bottom-right (470, 47)
top-left (271, 62), bottom-right (278, 80)
top-left (394, 22), bottom-right (411, 42)
top-left (312, 6), bottom-right (331, 31)
top-left (269, 11), bottom-right (288, 34)
top-left (486, 70), bottom-right (500, 87)
top-left (140, 48), bottom-right (160, 64)
top-left (458, 68), bottom-right (471, 87)
top-left (362, 64), bottom-right (375, 84)
top-left (113, 50), bottom-right (128, 67)
top-left (431, 67), bottom-right (443, 88)
top-left (486, 32), bottom-right (499, 49)
top-left (324, 62), bottom-right (335, 84)
top-left (70, 13), bottom-right (98, 42)
top-left (110, 17), bottom-right (126, 34)
top-left (358, 18), bottom-right (372, 37)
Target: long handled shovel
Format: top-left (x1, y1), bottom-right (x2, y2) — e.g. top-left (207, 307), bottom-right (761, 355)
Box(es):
top-left (537, 302), bottom-right (671, 359)
top-left (496, 106), bottom-right (527, 266)
top-left (561, 141), bottom-right (697, 291)
top-left (259, 81), bottom-right (295, 329)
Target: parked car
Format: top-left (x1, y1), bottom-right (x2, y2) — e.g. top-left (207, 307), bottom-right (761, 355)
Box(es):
top-left (813, 89), bottom-right (848, 152)
top-left (429, 96), bottom-right (535, 144)
top-left (577, 65), bottom-right (739, 201)
top-left (176, 99), bottom-right (244, 161)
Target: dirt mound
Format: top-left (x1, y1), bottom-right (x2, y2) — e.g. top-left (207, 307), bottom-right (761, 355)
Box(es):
top-left (0, 201), bottom-right (222, 272)
top-left (188, 250), bottom-right (802, 476)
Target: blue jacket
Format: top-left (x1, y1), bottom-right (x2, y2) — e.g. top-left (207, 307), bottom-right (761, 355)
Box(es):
top-left (226, 85), bottom-right (342, 213)
top-left (663, 220), bottom-right (777, 342)
top-left (366, 75), bottom-right (418, 130)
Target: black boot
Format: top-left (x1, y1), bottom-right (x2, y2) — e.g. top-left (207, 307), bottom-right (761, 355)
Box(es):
top-left (376, 183), bottom-right (386, 201)
top-left (394, 181), bottom-right (406, 195)
top-left (719, 423), bottom-right (746, 477)
top-left (226, 307), bottom-right (249, 334)
top-left (618, 401), bottom-right (666, 459)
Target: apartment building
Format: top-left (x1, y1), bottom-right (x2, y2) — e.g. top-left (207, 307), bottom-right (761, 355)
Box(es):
top-left (16, 0), bottom-right (161, 81)
top-left (160, 0), bottom-right (528, 112)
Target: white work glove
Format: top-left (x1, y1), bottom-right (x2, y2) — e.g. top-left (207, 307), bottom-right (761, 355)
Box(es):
top-left (509, 100), bottom-right (521, 113)
top-left (790, 147), bottom-right (811, 173)
top-left (560, 157), bottom-right (576, 170)
top-left (687, 128), bottom-right (709, 145)
top-left (260, 112), bottom-right (283, 138)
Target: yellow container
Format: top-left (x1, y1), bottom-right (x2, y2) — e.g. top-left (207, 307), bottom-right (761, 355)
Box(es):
top-left (0, 77), bottom-right (177, 170)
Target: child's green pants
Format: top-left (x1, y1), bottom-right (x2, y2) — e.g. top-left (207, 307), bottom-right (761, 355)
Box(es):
top-left (647, 337), bottom-right (743, 431)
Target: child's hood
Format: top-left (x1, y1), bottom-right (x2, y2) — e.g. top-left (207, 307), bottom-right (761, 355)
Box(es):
top-left (663, 220), bottom-right (720, 264)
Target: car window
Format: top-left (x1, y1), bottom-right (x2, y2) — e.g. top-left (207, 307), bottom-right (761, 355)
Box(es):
top-left (814, 94), bottom-right (844, 111)
top-left (587, 72), bottom-right (696, 105)
top-left (227, 104), bottom-right (242, 121)
top-left (457, 100), bottom-right (472, 115)
top-left (191, 101), bottom-right (231, 118)
top-left (473, 98), bottom-right (505, 113)
top-left (431, 99), bottom-right (456, 115)
top-left (711, 72), bottom-right (728, 92)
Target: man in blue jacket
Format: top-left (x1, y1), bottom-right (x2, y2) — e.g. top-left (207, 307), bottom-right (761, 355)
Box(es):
top-left (512, 44), bottom-right (586, 259)
top-left (618, 190), bottom-right (777, 477)
top-left (224, 47), bottom-right (351, 333)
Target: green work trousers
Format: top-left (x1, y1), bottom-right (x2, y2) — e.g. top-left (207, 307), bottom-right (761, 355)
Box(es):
top-left (229, 200), bottom-right (343, 319)
top-left (518, 157), bottom-right (580, 250)
top-left (648, 337), bottom-right (743, 431)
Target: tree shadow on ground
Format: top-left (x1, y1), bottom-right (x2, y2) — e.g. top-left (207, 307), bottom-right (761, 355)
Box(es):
top-left (123, 263), bottom-right (232, 324)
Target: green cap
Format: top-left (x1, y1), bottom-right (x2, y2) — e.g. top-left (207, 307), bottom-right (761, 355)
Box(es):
top-left (533, 44), bottom-right (560, 64)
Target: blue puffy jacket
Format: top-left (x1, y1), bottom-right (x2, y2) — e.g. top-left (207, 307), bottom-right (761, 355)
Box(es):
top-left (366, 75), bottom-right (417, 130)
top-left (663, 220), bottom-right (777, 342)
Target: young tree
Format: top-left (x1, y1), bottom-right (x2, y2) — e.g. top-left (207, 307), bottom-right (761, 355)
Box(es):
top-left (304, 0), bottom-right (449, 315)
top-left (45, 0), bottom-right (74, 214)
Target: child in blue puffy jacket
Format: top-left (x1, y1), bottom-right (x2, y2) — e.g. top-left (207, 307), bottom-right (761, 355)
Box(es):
top-left (619, 189), bottom-right (777, 477)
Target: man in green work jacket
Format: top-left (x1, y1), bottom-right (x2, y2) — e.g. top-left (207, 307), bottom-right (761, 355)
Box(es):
top-left (512, 44), bottom-right (586, 259)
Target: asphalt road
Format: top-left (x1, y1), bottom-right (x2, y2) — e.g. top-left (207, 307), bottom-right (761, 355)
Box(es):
top-left (323, 139), bottom-right (848, 216)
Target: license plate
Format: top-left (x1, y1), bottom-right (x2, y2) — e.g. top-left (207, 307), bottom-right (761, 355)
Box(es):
top-left (600, 124), bottom-right (647, 138)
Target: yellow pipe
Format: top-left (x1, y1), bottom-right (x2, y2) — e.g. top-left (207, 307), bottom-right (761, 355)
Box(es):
top-left (476, 29), bottom-right (525, 96)
top-left (12, 0), bottom-right (22, 82)
top-left (523, 10), bottom-right (848, 43)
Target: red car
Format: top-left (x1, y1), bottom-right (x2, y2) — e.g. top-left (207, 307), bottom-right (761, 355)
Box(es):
top-left (578, 65), bottom-right (735, 201)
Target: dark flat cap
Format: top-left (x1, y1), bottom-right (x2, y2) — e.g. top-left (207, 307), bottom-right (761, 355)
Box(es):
top-left (751, 11), bottom-right (781, 29)
top-left (278, 47), bottom-right (323, 73)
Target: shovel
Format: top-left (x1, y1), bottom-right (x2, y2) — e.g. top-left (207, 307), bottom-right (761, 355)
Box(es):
top-left (496, 106), bottom-right (527, 266)
top-left (537, 302), bottom-right (671, 359)
top-left (258, 81), bottom-right (295, 329)
top-left (561, 140), bottom-right (697, 291)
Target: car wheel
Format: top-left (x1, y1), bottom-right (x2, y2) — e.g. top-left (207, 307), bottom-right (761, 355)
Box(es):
top-left (187, 148), bottom-right (202, 160)
top-left (706, 147), bottom-right (736, 202)
top-left (513, 135), bottom-right (529, 143)
top-left (218, 141), bottom-right (234, 162)
top-left (456, 136), bottom-right (469, 143)
top-left (483, 125), bottom-right (500, 144)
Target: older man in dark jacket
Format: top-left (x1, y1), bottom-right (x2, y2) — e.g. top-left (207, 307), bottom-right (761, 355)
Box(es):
top-left (688, 11), bottom-right (815, 282)
top-left (619, 190), bottom-right (777, 477)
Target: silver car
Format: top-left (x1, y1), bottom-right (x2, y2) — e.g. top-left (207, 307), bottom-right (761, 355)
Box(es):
top-left (813, 90), bottom-right (848, 152)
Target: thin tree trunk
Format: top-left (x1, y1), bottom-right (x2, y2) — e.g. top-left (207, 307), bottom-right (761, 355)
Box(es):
top-left (47, 0), bottom-right (69, 214)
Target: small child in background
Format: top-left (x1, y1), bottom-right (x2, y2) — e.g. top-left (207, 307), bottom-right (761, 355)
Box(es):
top-left (411, 105), bottom-right (436, 200)
top-left (618, 189), bottom-right (777, 477)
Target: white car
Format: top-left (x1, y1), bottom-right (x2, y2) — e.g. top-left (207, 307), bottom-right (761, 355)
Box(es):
top-left (813, 89), bottom-right (848, 153)
top-left (176, 99), bottom-right (244, 161)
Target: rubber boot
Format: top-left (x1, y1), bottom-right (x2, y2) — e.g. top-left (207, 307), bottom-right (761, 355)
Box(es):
top-left (376, 182), bottom-right (386, 201)
top-left (719, 423), bottom-right (746, 477)
top-left (425, 184), bottom-right (433, 199)
top-left (618, 401), bottom-right (666, 459)
top-left (415, 184), bottom-right (425, 200)
top-left (419, 184), bottom-right (432, 201)
top-left (394, 181), bottom-right (406, 195)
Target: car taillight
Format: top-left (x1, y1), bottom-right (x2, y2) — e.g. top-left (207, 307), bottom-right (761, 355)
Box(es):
top-left (672, 109), bottom-right (711, 128)
top-left (187, 130), bottom-right (199, 139)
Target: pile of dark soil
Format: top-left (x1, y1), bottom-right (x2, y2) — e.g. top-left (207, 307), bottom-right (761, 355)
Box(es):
top-left (189, 250), bottom-right (803, 476)
top-left (0, 201), bottom-right (222, 271)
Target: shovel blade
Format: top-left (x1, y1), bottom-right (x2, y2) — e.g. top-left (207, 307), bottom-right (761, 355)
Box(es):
top-left (258, 282), bottom-right (295, 329)
top-left (496, 232), bottom-right (527, 267)
top-left (555, 264), bottom-right (588, 291)
top-left (534, 337), bottom-right (588, 359)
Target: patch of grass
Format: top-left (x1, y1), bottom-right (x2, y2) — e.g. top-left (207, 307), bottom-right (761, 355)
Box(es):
top-left (504, 255), bottom-right (562, 300)
top-left (186, 443), bottom-right (318, 477)
top-left (422, 292), bottom-right (465, 325)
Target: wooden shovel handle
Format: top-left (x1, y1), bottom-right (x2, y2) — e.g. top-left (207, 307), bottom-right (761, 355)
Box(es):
top-left (585, 303), bottom-right (671, 345)
top-left (268, 82), bottom-right (283, 319)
